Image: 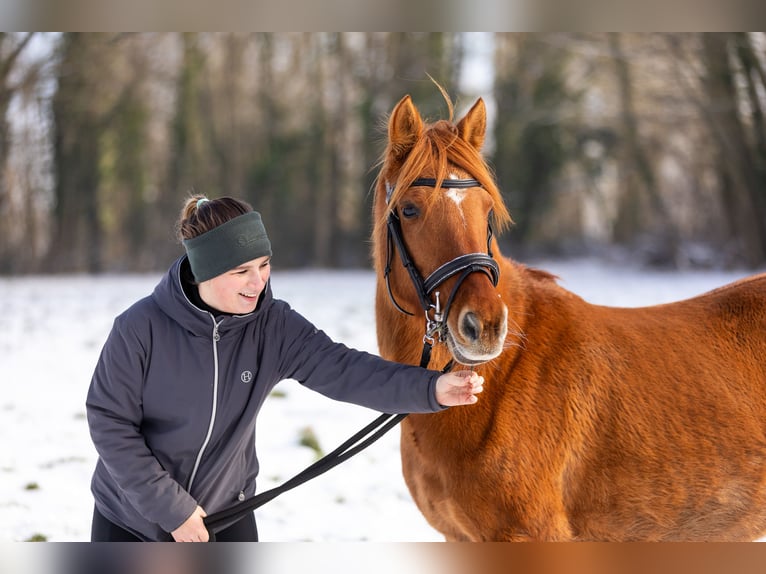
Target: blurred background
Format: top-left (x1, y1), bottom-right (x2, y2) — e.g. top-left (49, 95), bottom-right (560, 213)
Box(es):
top-left (2, 32), bottom-right (766, 275)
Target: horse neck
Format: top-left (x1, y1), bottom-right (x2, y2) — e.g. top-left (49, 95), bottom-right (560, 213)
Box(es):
top-left (374, 284), bottom-right (426, 366)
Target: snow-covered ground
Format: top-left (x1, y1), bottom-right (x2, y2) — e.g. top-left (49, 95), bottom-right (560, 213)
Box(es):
top-left (0, 258), bottom-right (762, 543)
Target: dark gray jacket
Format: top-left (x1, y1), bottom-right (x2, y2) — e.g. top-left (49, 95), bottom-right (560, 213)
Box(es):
top-left (86, 256), bottom-right (443, 541)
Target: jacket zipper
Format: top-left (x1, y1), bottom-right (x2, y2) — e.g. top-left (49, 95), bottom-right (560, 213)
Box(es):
top-left (187, 315), bottom-right (223, 493)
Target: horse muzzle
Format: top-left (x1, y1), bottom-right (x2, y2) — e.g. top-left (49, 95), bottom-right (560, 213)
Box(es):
top-left (445, 304), bottom-right (508, 366)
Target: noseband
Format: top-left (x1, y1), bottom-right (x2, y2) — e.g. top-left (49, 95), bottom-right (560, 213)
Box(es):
top-left (384, 177), bottom-right (500, 347)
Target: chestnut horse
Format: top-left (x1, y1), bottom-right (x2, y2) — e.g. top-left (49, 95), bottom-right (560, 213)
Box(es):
top-left (372, 94), bottom-right (766, 541)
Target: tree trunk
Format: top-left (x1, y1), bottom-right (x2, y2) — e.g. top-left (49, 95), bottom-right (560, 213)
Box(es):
top-left (608, 33), bottom-right (679, 264)
top-left (0, 85), bottom-right (11, 273)
top-left (0, 32), bottom-right (35, 273)
top-left (492, 33), bottom-right (571, 250)
top-left (159, 33), bottom-right (211, 264)
top-left (311, 33), bottom-right (334, 267)
top-left (733, 33), bottom-right (766, 247)
top-left (700, 33), bottom-right (766, 267)
top-left (50, 33), bottom-right (106, 272)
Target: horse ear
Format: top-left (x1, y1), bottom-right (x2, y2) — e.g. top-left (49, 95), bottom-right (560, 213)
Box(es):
top-left (388, 95), bottom-right (423, 160)
top-left (457, 98), bottom-right (487, 151)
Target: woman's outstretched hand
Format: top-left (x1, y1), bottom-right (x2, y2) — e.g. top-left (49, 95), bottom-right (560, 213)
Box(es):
top-left (435, 370), bottom-right (484, 407)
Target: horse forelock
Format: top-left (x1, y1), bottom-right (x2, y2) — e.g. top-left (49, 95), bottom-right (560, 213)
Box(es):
top-left (375, 119), bottom-right (512, 238)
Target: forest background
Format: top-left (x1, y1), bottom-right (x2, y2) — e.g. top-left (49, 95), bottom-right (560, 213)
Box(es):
top-left (1, 32), bottom-right (766, 275)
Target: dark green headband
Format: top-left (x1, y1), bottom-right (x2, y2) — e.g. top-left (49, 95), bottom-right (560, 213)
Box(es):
top-left (183, 211), bottom-right (272, 282)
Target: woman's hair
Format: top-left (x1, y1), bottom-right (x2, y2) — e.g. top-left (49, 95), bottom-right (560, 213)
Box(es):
top-left (176, 194), bottom-right (254, 242)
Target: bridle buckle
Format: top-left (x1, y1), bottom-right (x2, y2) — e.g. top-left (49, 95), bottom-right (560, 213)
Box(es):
top-left (425, 291), bottom-right (444, 343)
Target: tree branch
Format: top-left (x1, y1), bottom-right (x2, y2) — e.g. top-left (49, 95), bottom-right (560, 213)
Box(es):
top-left (0, 32), bottom-right (36, 84)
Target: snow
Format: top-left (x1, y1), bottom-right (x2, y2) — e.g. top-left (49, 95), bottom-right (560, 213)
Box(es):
top-left (0, 258), bottom-right (761, 543)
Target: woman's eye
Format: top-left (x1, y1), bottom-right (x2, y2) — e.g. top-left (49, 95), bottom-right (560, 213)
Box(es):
top-left (401, 205), bottom-right (419, 219)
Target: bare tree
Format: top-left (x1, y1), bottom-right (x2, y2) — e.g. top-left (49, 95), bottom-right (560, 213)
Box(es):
top-left (492, 33), bottom-right (575, 252)
top-left (699, 33), bottom-right (766, 267)
top-left (608, 33), bottom-right (679, 265)
top-left (49, 33), bottom-right (106, 272)
top-left (0, 32), bottom-right (36, 272)
top-left (48, 34), bottom-right (158, 272)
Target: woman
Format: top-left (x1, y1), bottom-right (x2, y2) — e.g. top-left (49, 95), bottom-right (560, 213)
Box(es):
top-left (86, 195), bottom-right (484, 542)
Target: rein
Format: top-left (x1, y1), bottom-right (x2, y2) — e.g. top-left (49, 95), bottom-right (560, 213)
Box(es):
top-left (202, 353), bottom-right (452, 540)
top-left (203, 413), bottom-right (408, 538)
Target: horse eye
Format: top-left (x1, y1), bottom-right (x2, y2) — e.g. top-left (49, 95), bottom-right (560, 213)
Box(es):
top-left (401, 204), bottom-right (420, 219)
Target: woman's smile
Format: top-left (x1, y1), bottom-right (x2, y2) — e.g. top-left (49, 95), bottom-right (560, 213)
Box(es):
top-left (198, 256), bottom-right (271, 314)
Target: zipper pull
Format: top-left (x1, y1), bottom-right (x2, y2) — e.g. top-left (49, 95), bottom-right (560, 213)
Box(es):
top-left (213, 319), bottom-right (222, 341)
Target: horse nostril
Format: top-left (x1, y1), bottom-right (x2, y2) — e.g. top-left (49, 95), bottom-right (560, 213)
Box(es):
top-left (461, 312), bottom-right (481, 342)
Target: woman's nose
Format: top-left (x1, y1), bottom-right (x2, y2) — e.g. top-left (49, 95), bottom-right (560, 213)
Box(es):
top-left (249, 272), bottom-right (265, 289)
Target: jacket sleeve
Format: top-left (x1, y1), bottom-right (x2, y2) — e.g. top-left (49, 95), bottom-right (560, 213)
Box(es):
top-left (275, 307), bottom-right (445, 413)
top-left (86, 313), bottom-right (198, 533)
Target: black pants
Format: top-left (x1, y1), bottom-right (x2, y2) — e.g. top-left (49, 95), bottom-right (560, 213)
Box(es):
top-left (91, 506), bottom-right (258, 542)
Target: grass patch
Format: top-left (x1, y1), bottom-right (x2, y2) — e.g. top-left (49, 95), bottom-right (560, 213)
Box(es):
top-left (24, 482), bottom-right (40, 491)
top-left (25, 533), bottom-right (47, 542)
top-left (298, 427), bottom-right (324, 459)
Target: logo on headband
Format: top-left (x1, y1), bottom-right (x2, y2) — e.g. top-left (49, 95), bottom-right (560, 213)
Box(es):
top-left (237, 233), bottom-right (263, 247)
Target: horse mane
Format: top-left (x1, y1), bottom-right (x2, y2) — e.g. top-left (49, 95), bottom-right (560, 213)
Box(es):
top-left (374, 112), bottom-right (513, 239)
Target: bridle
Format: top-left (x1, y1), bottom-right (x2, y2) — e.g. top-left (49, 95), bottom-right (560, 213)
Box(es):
top-left (384, 176), bottom-right (500, 360)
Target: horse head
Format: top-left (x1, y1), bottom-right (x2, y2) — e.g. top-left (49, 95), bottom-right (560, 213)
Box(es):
top-left (373, 94), bottom-right (513, 367)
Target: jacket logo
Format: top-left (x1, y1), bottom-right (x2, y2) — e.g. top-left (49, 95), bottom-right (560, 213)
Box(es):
top-left (241, 370), bottom-right (253, 384)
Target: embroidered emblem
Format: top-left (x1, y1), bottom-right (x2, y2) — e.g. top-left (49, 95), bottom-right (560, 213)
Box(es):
top-left (241, 370), bottom-right (253, 383)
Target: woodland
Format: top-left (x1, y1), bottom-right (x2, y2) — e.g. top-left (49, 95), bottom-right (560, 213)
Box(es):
top-left (1, 33), bottom-right (765, 273)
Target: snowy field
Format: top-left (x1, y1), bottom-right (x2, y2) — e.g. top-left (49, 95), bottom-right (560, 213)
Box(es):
top-left (0, 258), bottom-right (763, 543)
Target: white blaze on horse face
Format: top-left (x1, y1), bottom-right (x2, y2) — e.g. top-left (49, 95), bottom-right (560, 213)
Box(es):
top-left (446, 187), bottom-right (467, 206)
top-left (445, 174), bottom-right (468, 223)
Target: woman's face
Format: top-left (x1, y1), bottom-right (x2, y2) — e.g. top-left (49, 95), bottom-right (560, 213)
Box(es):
top-left (198, 255), bottom-right (271, 314)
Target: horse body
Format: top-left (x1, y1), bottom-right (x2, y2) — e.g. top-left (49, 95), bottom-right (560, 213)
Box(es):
top-left (373, 94), bottom-right (766, 541)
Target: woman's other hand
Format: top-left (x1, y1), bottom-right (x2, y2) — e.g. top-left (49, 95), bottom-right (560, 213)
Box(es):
top-left (435, 370), bottom-right (484, 406)
top-left (171, 505), bottom-right (209, 542)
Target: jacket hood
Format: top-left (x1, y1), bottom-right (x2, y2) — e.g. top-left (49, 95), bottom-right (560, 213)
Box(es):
top-left (152, 255), bottom-right (273, 338)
